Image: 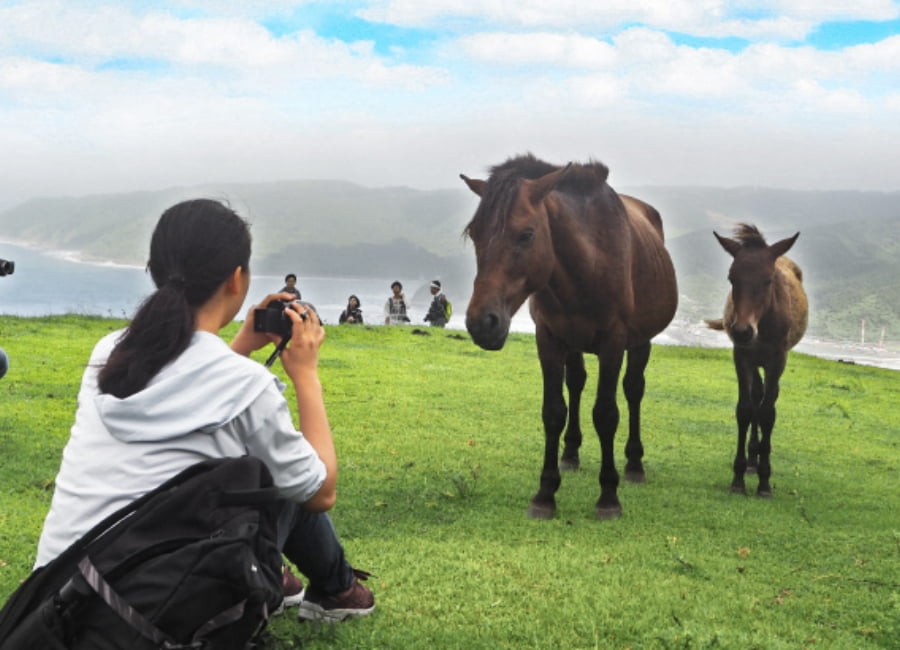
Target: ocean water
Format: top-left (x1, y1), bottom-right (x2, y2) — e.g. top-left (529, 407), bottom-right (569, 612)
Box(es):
top-left (2, 241), bottom-right (897, 371)
top-left (0, 241), bottom-right (519, 331)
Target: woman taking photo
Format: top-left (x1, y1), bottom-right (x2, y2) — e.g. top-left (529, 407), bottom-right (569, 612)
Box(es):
top-left (34, 199), bottom-right (374, 623)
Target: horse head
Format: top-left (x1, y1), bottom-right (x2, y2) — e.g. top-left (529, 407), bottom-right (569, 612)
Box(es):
top-left (461, 163), bottom-right (571, 350)
top-left (714, 227), bottom-right (799, 346)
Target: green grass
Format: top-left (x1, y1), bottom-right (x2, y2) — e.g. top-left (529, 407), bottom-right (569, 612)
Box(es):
top-left (1, 316), bottom-right (898, 648)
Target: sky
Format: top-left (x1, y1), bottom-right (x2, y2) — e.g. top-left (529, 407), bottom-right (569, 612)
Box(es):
top-left (1, 0), bottom-right (900, 208)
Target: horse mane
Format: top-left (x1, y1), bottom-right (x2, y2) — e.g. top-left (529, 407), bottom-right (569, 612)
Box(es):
top-left (732, 223), bottom-right (768, 248)
top-left (463, 153), bottom-right (610, 241)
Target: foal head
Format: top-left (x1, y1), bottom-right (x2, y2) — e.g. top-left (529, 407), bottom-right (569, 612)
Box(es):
top-left (714, 224), bottom-right (799, 346)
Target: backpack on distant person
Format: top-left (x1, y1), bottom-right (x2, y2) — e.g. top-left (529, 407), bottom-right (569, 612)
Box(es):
top-left (443, 297), bottom-right (452, 321)
top-left (0, 456), bottom-right (283, 650)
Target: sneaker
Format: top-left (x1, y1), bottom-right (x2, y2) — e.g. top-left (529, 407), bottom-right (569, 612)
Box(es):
top-left (274, 564), bottom-right (305, 616)
top-left (298, 569), bottom-right (375, 623)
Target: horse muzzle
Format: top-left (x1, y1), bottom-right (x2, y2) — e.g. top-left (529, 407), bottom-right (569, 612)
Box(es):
top-left (729, 323), bottom-right (756, 346)
top-left (466, 310), bottom-right (511, 351)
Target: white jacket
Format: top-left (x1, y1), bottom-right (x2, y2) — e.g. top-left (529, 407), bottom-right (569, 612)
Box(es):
top-left (35, 330), bottom-right (326, 567)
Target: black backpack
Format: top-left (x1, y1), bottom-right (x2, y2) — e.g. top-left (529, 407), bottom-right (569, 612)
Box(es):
top-left (0, 456), bottom-right (284, 650)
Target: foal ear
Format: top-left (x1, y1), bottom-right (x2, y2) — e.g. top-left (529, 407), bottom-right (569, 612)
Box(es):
top-left (713, 231), bottom-right (742, 257)
top-left (769, 232), bottom-right (799, 259)
top-left (525, 163), bottom-right (572, 205)
top-left (460, 174), bottom-right (487, 197)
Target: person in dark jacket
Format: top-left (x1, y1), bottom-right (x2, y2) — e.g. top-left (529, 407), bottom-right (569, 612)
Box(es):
top-left (339, 295), bottom-right (363, 324)
top-left (280, 273), bottom-right (301, 300)
top-left (424, 280), bottom-right (449, 328)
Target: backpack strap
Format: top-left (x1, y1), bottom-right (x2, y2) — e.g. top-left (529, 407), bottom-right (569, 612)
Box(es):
top-left (0, 459), bottom-right (224, 644)
top-left (77, 554), bottom-right (251, 649)
top-left (191, 601), bottom-right (251, 642)
top-left (77, 557), bottom-right (177, 648)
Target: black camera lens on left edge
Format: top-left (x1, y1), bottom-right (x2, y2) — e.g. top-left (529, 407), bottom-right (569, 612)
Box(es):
top-left (0, 259), bottom-right (14, 277)
top-left (253, 300), bottom-right (294, 337)
top-left (253, 300), bottom-right (317, 337)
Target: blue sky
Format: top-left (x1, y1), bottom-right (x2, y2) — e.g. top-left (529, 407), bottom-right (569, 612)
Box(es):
top-left (1, 1), bottom-right (899, 206)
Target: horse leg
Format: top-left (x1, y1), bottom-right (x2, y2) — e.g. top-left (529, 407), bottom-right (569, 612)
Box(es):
top-left (731, 353), bottom-right (754, 494)
top-left (560, 352), bottom-right (585, 471)
top-left (622, 342), bottom-right (650, 483)
top-left (745, 369), bottom-right (763, 475)
top-left (593, 347), bottom-right (625, 520)
top-left (756, 353), bottom-right (786, 497)
top-left (528, 351), bottom-right (567, 519)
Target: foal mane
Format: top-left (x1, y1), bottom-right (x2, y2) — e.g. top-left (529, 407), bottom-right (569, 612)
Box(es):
top-left (731, 223), bottom-right (768, 249)
top-left (463, 153), bottom-right (610, 241)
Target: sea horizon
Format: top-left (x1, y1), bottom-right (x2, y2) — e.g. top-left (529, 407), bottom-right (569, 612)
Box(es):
top-left (1, 241), bottom-right (897, 371)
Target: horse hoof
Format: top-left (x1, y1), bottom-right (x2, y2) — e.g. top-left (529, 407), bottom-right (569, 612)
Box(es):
top-left (559, 458), bottom-right (580, 472)
top-left (624, 469), bottom-right (646, 483)
top-left (730, 485), bottom-right (747, 495)
top-left (595, 504), bottom-right (622, 521)
top-left (756, 488), bottom-right (773, 499)
top-left (527, 502), bottom-right (556, 520)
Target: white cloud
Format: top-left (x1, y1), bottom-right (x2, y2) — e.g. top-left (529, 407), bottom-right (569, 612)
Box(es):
top-left (450, 24), bottom-right (900, 115)
top-left (456, 32), bottom-right (616, 68)
top-left (754, 0), bottom-right (899, 22)
top-left (0, 1), bottom-right (445, 86)
top-left (792, 79), bottom-right (870, 113)
top-left (358, 0), bottom-right (900, 39)
top-left (2, 0), bottom-right (900, 207)
top-left (359, 0), bottom-right (734, 33)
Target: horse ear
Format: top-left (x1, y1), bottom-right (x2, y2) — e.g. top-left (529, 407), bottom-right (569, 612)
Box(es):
top-left (714, 231), bottom-right (742, 257)
top-left (769, 232), bottom-right (799, 259)
top-left (460, 174), bottom-right (487, 197)
top-left (525, 163), bottom-right (572, 205)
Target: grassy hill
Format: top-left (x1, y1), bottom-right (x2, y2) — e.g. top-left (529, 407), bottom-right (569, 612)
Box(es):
top-left (0, 316), bottom-right (897, 648)
top-left (0, 180), bottom-right (475, 277)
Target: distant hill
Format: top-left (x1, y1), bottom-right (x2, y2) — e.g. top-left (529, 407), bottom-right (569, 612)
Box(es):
top-left (627, 186), bottom-right (900, 341)
top-left (2, 180), bottom-right (898, 343)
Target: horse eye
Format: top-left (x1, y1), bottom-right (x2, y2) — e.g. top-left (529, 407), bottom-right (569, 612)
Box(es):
top-left (517, 229), bottom-right (535, 247)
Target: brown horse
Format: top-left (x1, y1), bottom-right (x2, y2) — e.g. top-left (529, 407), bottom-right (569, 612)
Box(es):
top-left (708, 223), bottom-right (808, 497)
top-left (460, 154), bottom-right (678, 520)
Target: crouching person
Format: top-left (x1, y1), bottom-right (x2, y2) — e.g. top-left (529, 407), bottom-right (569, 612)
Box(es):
top-left (33, 199), bottom-right (374, 624)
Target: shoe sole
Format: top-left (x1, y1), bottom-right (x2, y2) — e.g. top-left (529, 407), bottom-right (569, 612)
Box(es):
top-left (297, 602), bottom-right (375, 623)
top-left (273, 589), bottom-right (306, 616)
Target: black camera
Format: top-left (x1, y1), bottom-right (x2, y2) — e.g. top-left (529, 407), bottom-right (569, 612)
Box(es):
top-left (0, 259), bottom-right (13, 277)
top-left (253, 300), bottom-right (316, 337)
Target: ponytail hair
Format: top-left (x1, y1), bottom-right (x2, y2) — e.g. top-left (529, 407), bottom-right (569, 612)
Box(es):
top-left (98, 199), bottom-right (251, 398)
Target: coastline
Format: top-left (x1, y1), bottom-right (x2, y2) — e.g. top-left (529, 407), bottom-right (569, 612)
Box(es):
top-left (650, 318), bottom-right (900, 372)
top-left (2, 240), bottom-right (896, 372)
top-left (0, 237), bottom-right (145, 270)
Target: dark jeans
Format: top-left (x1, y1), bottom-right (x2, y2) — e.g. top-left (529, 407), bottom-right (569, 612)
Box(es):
top-left (276, 502), bottom-right (355, 594)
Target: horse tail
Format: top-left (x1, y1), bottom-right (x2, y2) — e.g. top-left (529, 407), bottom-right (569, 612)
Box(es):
top-left (705, 318), bottom-right (725, 331)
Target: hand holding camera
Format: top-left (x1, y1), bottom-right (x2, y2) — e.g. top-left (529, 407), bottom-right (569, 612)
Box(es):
top-left (251, 297), bottom-right (322, 368)
top-left (232, 293), bottom-right (319, 359)
top-left (253, 299), bottom-right (317, 337)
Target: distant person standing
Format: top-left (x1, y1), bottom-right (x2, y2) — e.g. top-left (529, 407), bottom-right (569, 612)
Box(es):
top-left (383, 281), bottom-right (410, 325)
top-left (424, 280), bottom-right (450, 328)
top-left (281, 273), bottom-right (301, 300)
top-left (339, 295), bottom-right (364, 324)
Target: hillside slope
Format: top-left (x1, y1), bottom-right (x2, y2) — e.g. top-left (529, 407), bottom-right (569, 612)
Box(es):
top-left (2, 181), bottom-right (898, 342)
